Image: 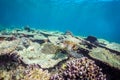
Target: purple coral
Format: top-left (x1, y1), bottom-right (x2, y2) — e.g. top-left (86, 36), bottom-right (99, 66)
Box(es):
top-left (50, 57), bottom-right (106, 80)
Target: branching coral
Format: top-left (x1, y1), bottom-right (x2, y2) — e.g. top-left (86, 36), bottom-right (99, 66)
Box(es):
top-left (50, 57), bottom-right (106, 80)
top-left (0, 70), bottom-right (12, 80)
top-left (0, 64), bottom-right (50, 80)
top-left (0, 65), bottom-right (25, 80)
top-left (23, 64), bottom-right (50, 80)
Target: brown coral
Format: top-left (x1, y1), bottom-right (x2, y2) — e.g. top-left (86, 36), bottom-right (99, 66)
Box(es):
top-left (23, 64), bottom-right (50, 80)
top-left (63, 40), bottom-right (77, 50)
top-left (0, 64), bottom-right (50, 80)
top-left (0, 65), bottom-right (25, 80)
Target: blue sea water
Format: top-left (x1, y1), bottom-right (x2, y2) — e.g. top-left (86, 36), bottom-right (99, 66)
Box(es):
top-left (0, 0), bottom-right (120, 43)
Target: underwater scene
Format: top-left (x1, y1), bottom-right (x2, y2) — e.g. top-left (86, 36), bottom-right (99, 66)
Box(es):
top-left (0, 0), bottom-right (120, 80)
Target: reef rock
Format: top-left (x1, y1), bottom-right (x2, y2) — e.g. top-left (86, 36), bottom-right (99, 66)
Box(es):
top-left (0, 40), bottom-right (20, 54)
top-left (48, 36), bottom-right (60, 45)
top-left (64, 31), bottom-right (73, 36)
top-left (41, 43), bottom-right (59, 54)
top-left (105, 42), bottom-right (120, 52)
top-left (17, 42), bottom-right (68, 68)
top-left (24, 25), bottom-right (33, 32)
top-left (89, 47), bottom-right (120, 70)
top-left (86, 36), bottom-right (98, 44)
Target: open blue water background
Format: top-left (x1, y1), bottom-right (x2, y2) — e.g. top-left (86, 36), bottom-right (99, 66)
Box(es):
top-left (0, 0), bottom-right (120, 43)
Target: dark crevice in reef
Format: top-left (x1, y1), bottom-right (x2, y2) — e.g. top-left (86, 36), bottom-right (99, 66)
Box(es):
top-left (39, 32), bottom-right (53, 37)
top-left (82, 52), bottom-right (120, 80)
top-left (92, 58), bottom-right (120, 80)
top-left (82, 36), bottom-right (120, 55)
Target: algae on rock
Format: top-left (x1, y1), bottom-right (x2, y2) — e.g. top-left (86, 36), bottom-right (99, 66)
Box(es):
top-left (89, 47), bottom-right (120, 69)
top-left (41, 43), bottom-right (59, 54)
top-left (17, 41), bottom-right (68, 68)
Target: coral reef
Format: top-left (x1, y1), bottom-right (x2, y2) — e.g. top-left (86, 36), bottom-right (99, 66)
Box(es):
top-left (23, 65), bottom-right (50, 80)
top-left (86, 36), bottom-right (98, 43)
top-left (0, 52), bottom-right (22, 70)
top-left (24, 25), bottom-right (31, 32)
top-left (89, 47), bottom-right (120, 69)
top-left (16, 39), bottom-right (68, 68)
top-left (50, 57), bottom-right (106, 80)
top-left (64, 31), bottom-right (73, 36)
top-left (0, 64), bottom-right (50, 80)
top-left (98, 39), bottom-right (120, 52)
top-left (61, 40), bottom-right (78, 51)
top-left (41, 43), bottom-right (59, 54)
top-left (0, 27), bottom-right (119, 80)
top-left (0, 54), bottom-right (27, 80)
top-left (0, 40), bottom-right (20, 54)
top-left (0, 70), bottom-right (13, 80)
top-left (106, 42), bottom-right (120, 52)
